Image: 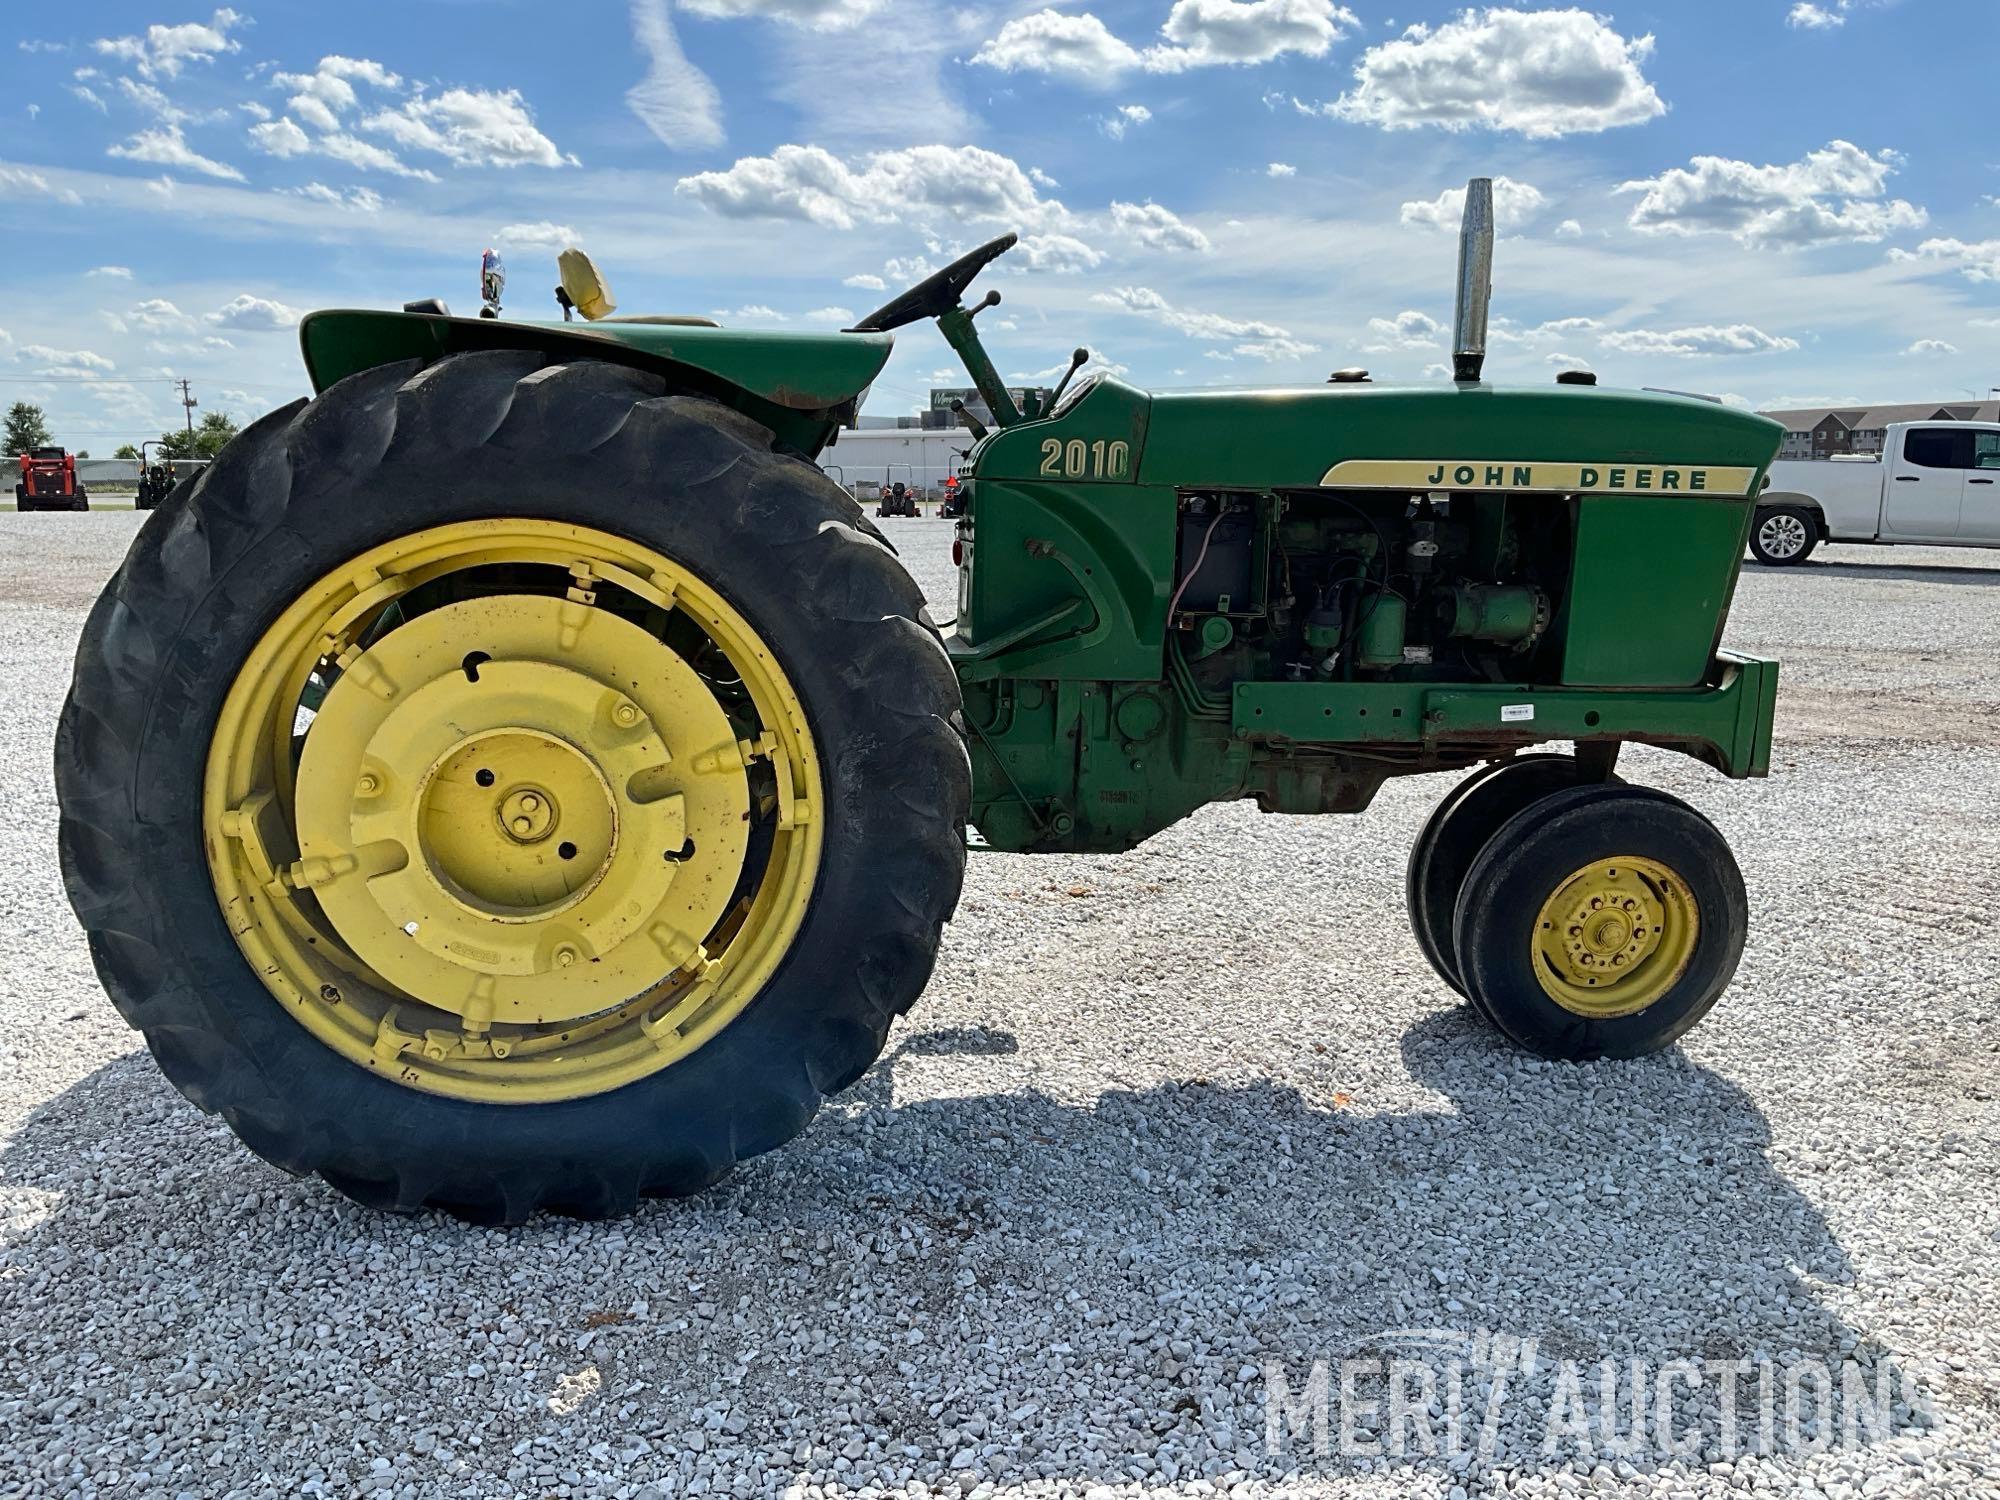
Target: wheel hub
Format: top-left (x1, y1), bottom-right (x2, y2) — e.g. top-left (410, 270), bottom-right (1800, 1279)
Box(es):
top-left (1759, 514), bottom-right (1807, 559)
top-left (1532, 857), bottom-right (1699, 1018)
top-left (291, 594), bottom-right (752, 1026)
top-left (423, 731), bottom-right (610, 910)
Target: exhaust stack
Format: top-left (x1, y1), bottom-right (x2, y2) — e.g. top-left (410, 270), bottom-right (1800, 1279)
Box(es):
top-left (1452, 177), bottom-right (1494, 384)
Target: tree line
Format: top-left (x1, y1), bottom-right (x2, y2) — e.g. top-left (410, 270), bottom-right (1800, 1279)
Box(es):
top-left (6, 400), bottom-right (240, 463)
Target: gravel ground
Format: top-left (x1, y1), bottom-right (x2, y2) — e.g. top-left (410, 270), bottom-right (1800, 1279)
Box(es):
top-left (1, 512), bottom-right (1996, 1500)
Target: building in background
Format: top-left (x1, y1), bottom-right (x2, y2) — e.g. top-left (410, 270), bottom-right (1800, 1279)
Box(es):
top-left (856, 388), bottom-right (1057, 433)
top-left (1761, 400), bottom-right (2000, 461)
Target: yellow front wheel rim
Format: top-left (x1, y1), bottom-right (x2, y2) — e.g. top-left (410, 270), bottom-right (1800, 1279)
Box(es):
top-left (203, 520), bottom-right (821, 1104)
top-left (1532, 855), bottom-right (1699, 1019)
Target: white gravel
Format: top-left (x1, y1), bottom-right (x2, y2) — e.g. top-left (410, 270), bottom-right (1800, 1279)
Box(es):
top-left (1, 513), bottom-right (1997, 1499)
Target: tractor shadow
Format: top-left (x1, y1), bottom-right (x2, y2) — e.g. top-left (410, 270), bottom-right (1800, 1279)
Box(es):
top-left (0, 1012), bottom-right (1928, 1491)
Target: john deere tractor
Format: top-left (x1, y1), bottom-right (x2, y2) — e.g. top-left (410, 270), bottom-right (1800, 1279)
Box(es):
top-left (57, 184), bottom-right (1782, 1221)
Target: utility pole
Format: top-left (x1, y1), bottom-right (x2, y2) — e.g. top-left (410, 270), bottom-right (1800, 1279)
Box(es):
top-left (177, 379), bottom-right (197, 438)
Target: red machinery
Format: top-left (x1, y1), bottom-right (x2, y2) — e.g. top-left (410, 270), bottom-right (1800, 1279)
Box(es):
top-left (16, 447), bottom-right (88, 512)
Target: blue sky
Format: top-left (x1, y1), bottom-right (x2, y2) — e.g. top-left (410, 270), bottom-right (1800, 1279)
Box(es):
top-left (1, 0), bottom-right (1995, 451)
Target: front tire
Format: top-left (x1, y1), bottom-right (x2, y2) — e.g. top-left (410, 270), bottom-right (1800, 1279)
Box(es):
top-left (1406, 755), bottom-right (1596, 1001)
top-left (56, 351), bottom-right (969, 1221)
top-left (1453, 785), bottom-right (1748, 1060)
top-left (1749, 505), bottom-right (1818, 566)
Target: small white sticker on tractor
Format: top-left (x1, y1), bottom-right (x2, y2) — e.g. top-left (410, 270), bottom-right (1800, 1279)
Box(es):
top-left (1501, 704), bottom-right (1535, 723)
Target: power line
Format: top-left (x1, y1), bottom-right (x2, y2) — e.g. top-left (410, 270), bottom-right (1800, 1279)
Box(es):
top-left (0, 375), bottom-right (184, 385)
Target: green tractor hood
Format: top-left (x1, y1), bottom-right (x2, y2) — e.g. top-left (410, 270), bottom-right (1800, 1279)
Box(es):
top-left (300, 310), bottom-right (893, 456)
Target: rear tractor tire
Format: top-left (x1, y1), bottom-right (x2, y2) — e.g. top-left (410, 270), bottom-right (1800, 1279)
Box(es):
top-left (1451, 785), bottom-right (1748, 1060)
top-left (56, 350), bottom-right (970, 1222)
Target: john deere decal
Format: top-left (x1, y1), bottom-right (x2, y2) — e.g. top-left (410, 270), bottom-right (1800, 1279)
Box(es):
top-left (1319, 460), bottom-right (1760, 498)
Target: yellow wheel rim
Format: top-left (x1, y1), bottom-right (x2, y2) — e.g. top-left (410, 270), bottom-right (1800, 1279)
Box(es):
top-left (203, 520), bottom-right (821, 1104)
top-left (1531, 855), bottom-right (1698, 1019)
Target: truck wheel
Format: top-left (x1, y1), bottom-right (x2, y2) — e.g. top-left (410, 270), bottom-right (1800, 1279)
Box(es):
top-left (1406, 755), bottom-right (1596, 1002)
top-left (1748, 506), bottom-right (1817, 566)
top-left (1453, 785), bottom-right (1747, 1060)
top-left (56, 350), bottom-right (969, 1222)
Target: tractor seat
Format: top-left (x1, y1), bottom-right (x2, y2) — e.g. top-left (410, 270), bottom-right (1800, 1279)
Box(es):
top-left (558, 248), bottom-right (718, 328)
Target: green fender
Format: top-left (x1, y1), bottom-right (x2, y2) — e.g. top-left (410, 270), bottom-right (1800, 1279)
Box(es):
top-left (299, 310), bottom-right (894, 457)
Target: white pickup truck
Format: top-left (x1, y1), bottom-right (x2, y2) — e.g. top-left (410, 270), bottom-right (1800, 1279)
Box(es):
top-left (1750, 420), bottom-right (2000, 565)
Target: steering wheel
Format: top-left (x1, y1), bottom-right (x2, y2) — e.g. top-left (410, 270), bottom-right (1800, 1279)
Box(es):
top-left (847, 233), bottom-right (1018, 333)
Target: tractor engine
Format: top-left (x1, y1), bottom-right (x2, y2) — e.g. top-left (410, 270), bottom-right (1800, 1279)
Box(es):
top-left (1168, 489), bottom-right (1565, 694)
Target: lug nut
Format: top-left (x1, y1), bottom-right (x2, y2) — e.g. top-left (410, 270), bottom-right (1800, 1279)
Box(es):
top-left (357, 773), bottom-right (380, 796)
top-left (554, 945), bottom-right (579, 967)
top-left (614, 702), bottom-right (640, 727)
top-left (521, 794), bottom-right (540, 812)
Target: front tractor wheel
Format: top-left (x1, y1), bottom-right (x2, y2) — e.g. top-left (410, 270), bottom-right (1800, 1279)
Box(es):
top-left (1405, 754), bottom-right (1599, 1003)
top-left (1452, 785), bottom-right (1748, 1060)
top-left (57, 351), bottom-right (969, 1221)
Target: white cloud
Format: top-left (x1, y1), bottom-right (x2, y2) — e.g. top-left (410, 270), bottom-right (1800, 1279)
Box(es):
top-left (1621, 141), bottom-right (1926, 249)
top-left (1108, 200), bottom-right (1210, 252)
top-left (1327, 8), bottom-right (1665, 138)
top-left (274, 55), bottom-right (403, 133)
top-left (681, 0), bottom-right (884, 27)
top-left (1903, 338), bottom-right (1958, 356)
top-left (70, 84), bottom-right (109, 113)
top-left (801, 305), bottom-right (856, 323)
top-left (1556, 218), bottom-right (1582, 237)
top-left (1597, 324), bottom-right (1800, 356)
top-left (93, 8), bottom-right (245, 79)
top-left (973, 11), bottom-right (1142, 82)
top-left (317, 132), bottom-right (432, 179)
top-left (128, 298), bottom-right (194, 332)
top-left (19, 39), bottom-right (67, 54)
top-left (1267, 162), bottom-right (1296, 178)
top-left (1787, 2), bottom-right (1846, 28)
top-left (0, 166), bottom-right (83, 206)
top-left (1546, 352), bottom-right (1594, 371)
top-left (1016, 233), bottom-right (1106, 273)
top-left (363, 88), bottom-right (572, 169)
top-left (1364, 309), bottom-right (1446, 350)
top-left (1490, 315), bottom-right (1604, 346)
top-left (87, 265), bottom-right (134, 279)
top-left (207, 294), bottom-right (302, 331)
top-left (1890, 238), bottom-right (2000, 283)
top-left (249, 118), bottom-right (310, 157)
top-left (1010, 348), bottom-right (1129, 381)
top-left (975, 0), bottom-right (1355, 79)
top-left (19, 344), bottom-right (116, 372)
top-left (843, 272), bottom-right (887, 291)
top-left (1400, 176), bottom-right (1546, 230)
top-left (239, 99), bottom-right (271, 121)
top-left (1104, 103), bottom-right (1152, 140)
top-left (249, 118), bottom-right (438, 180)
top-left (1091, 285), bottom-right (1312, 360)
top-left (494, 220), bottom-right (579, 249)
top-left (677, 144), bottom-right (1067, 231)
top-left (286, 182), bottom-right (385, 212)
top-left (1148, 0), bottom-right (1358, 71)
top-left (108, 124), bottom-right (245, 181)
top-left (713, 305), bottom-right (788, 324)
top-left (114, 77), bottom-right (208, 124)
top-left (627, 0), bottom-right (726, 150)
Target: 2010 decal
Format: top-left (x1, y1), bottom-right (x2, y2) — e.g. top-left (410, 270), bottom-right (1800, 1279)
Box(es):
top-left (1040, 437), bottom-right (1130, 480)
